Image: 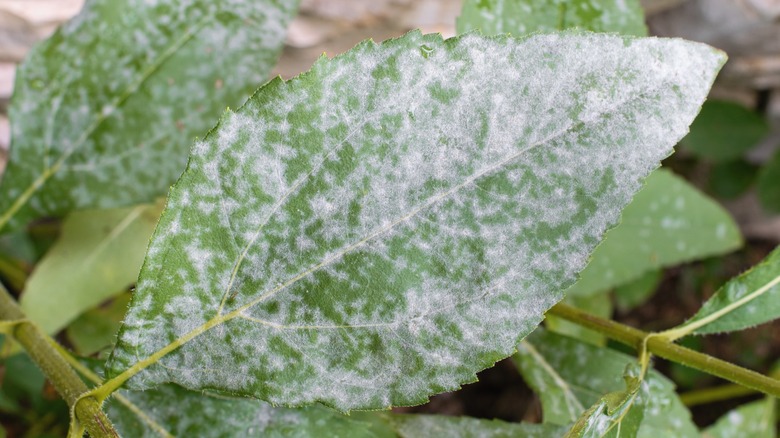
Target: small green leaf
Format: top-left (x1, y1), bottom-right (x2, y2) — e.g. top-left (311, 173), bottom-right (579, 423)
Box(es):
top-left (66, 293), bottom-right (132, 356)
top-left (567, 369), bottom-right (644, 438)
top-left (567, 169), bottom-right (742, 297)
top-left (703, 398), bottom-right (776, 438)
top-left (681, 100), bottom-right (768, 162)
top-left (515, 329), bottom-right (698, 437)
top-left (758, 149), bottom-right (780, 213)
top-left (671, 245), bottom-right (780, 337)
top-left (20, 201), bottom-right (163, 334)
top-left (106, 32), bottom-right (724, 411)
top-left (0, 0), bottom-right (299, 233)
top-left (457, 0), bottom-right (647, 36)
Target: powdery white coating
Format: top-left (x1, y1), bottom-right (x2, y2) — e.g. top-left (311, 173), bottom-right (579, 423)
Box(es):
top-left (457, 0), bottom-right (647, 37)
top-left (0, 0), bottom-right (297, 231)
top-left (107, 31), bottom-right (723, 411)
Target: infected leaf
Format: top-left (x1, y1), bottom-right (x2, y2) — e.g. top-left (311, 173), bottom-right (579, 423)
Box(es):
top-left (106, 31), bottom-right (723, 411)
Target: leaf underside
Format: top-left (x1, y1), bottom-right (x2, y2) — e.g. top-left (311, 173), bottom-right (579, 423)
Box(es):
top-left (0, 0), bottom-right (298, 232)
top-left (106, 31), bottom-right (723, 411)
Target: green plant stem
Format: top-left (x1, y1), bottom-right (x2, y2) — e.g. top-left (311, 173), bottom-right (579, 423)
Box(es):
top-left (678, 384), bottom-right (756, 407)
top-left (678, 367), bottom-right (780, 407)
top-left (547, 302), bottom-right (780, 398)
top-left (0, 283), bottom-right (118, 437)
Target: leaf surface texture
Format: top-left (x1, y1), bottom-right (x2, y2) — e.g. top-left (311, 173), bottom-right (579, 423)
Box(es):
top-left (106, 31), bottom-right (724, 411)
top-left (0, 0), bottom-right (298, 232)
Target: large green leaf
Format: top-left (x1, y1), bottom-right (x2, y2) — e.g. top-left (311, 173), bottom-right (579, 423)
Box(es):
top-left (515, 329), bottom-right (698, 437)
top-left (703, 398), bottom-right (776, 438)
top-left (670, 245), bottom-right (780, 337)
top-left (681, 100), bottom-right (768, 162)
top-left (106, 31), bottom-right (723, 411)
top-left (0, 0), bottom-right (298, 233)
top-left (19, 201), bottom-right (163, 334)
top-left (457, 0), bottom-right (647, 36)
top-left (566, 170), bottom-right (741, 297)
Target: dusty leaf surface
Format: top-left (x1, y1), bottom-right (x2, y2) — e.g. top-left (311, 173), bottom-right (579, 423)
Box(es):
top-left (107, 31), bottom-right (723, 411)
top-left (0, 0), bottom-right (297, 232)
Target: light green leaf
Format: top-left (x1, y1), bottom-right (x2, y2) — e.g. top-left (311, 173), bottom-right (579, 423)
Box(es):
top-left (703, 398), bottom-right (776, 438)
top-left (457, 0), bottom-right (647, 36)
top-left (567, 170), bottom-right (741, 297)
top-left (106, 31), bottom-right (723, 411)
top-left (0, 0), bottom-right (299, 233)
top-left (669, 244), bottom-right (780, 337)
top-left (20, 201), bottom-right (163, 334)
top-left (758, 149), bottom-right (780, 213)
top-left (66, 293), bottom-right (131, 356)
top-left (515, 329), bottom-right (698, 437)
top-left (681, 100), bottom-right (768, 162)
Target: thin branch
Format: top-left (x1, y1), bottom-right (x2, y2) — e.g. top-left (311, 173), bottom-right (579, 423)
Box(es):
top-left (0, 282), bottom-right (118, 437)
top-left (547, 302), bottom-right (780, 398)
